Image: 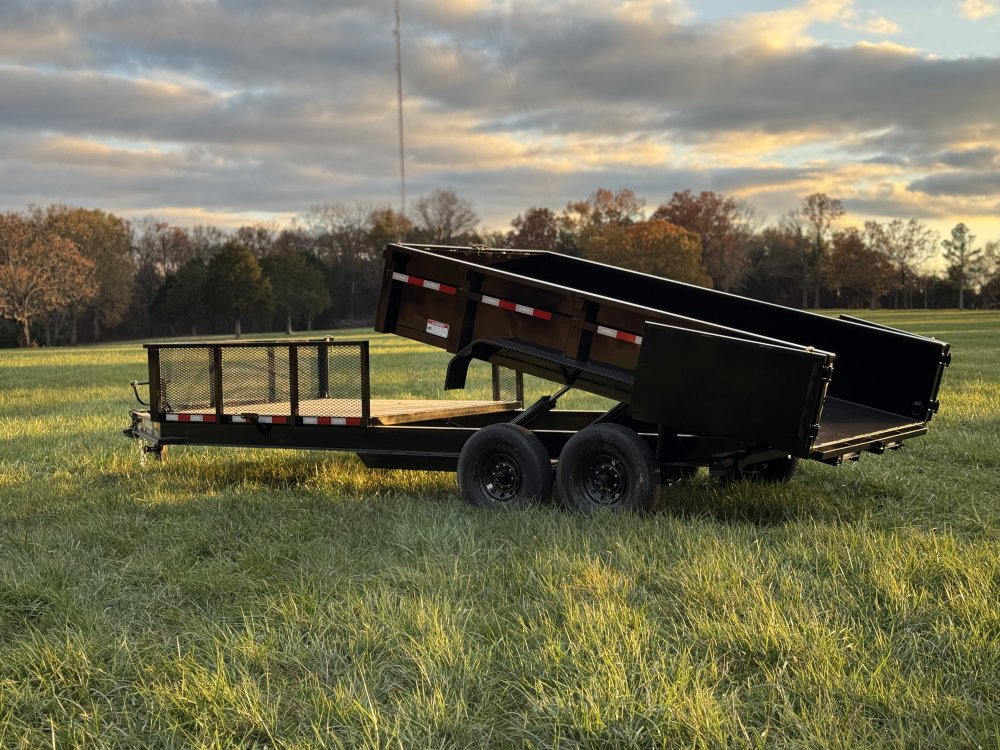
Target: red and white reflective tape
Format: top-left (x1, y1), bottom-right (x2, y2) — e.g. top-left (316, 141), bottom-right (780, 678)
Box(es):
top-left (229, 415), bottom-right (288, 424)
top-left (302, 416), bottom-right (364, 426)
top-left (480, 295), bottom-right (553, 321)
top-left (165, 413), bottom-right (216, 423)
top-left (391, 272), bottom-right (457, 296)
top-left (596, 325), bottom-right (643, 345)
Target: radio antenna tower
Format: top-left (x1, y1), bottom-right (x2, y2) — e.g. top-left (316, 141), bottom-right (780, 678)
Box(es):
top-left (394, 0), bottom-right (406, 220)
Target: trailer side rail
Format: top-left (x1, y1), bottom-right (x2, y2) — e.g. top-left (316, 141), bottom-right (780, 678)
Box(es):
top-left (145, 340), bottom-right (372, 426)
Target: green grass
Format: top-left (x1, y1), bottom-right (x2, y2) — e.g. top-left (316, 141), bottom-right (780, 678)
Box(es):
top-left (1, 311), bottom-right (998, 749)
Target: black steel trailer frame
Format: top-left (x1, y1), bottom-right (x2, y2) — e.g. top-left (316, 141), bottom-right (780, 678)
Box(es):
top-left (125, 244), bottom-right (951, 511)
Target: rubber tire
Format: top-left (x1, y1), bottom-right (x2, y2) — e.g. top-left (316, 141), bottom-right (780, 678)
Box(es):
top-left (556, 424), bottom-right (660, 513)
top-left (457, 424), bottom-right (553, 508)
top-left (725, 455), bottom-right (798, 483)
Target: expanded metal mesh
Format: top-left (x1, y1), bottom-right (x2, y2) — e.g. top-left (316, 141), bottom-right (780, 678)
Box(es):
top-left (153, 342), bottom-right (367, 420)
top-left (221, 346), bottom-right (291, 411)
top-left (492, 365), bottom-right (523, 404)
top-left (158, 348), bottom-right (213, 412)
top-left (296, 345), bottom-right (367, 418)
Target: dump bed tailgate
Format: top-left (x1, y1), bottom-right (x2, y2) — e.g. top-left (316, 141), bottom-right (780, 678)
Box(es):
top-left (631, 322), bottom-right (834, 457)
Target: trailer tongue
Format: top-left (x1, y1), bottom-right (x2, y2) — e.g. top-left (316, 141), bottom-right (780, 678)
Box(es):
top-left (125, 243), bottom-right (950, 511)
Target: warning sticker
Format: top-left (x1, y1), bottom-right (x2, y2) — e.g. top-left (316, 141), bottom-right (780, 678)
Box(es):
top-left (426, 319), bottom-right (450, 338)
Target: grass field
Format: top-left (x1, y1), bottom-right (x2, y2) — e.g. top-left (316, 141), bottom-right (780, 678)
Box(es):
top-left (1, 310), bottom-right (998, 749)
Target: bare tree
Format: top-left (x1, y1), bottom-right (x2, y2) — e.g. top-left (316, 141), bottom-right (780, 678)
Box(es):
top-left (233, 224), bottom-right (278, 258)
top-left (864, 218), bottom-right (936, 308)
top-left (412, 189), bottom-right (479, 244)
top-left (773, 211), bottom-right (813, 308)
top-left (300, 203), bottom-right (379, 321)
top-left (942, 223), bottom-right (982, 310)
top-left (131, 218), bottom-right (193, 277)
top-left (801, 193), bottom-right (845, 307)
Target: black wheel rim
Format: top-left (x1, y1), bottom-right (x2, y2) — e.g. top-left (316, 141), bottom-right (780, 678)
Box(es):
top-left (478, 451), bottom-right (521, 503)
top-left (581, 451), bottom-right (627, 505)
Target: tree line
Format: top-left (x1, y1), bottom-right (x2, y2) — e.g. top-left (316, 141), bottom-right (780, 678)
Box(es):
top-left (1, 188), bottom-right (998, 347)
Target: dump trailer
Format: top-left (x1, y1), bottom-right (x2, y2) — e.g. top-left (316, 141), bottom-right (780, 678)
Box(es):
top-left (124, 243), bottom-right (951, 511)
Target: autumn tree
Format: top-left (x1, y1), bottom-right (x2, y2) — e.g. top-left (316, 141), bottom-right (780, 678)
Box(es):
top-left (367, 207), bottom-right (413, 248)
top-left (942, 223), bottom-right (982, 309)
top-left (584, 219), bottom-right (712, 287)
top-left (0, 212), bottom-right (98, 346)
top-left (509, 206), bottom-right (561, 250)
top-left (800, 193), bottom-right (845, 308)
top-left (559, 187), bottom-right (646, 258)
top-left (652, 190), bottom-right (758, 292)
top-left (566, 188), bottom-right (645, 229)
top-left (38, 205), bottom-right (133, 342)
top-left (823, 228), bottom-right (894, 308)
top-left (205, 241), bottom-right (273, 338)
top-left (412, 189), bottom-right (479, 244)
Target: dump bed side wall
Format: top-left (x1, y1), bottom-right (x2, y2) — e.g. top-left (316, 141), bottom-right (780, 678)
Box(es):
top-left (377, 245), bottom-right (778, 372)
top-left (495, 253), bottom-right (950, 421)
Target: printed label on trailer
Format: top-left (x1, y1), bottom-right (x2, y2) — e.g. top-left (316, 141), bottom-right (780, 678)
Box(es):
top-left (426, 319), bottom-right (450, 338)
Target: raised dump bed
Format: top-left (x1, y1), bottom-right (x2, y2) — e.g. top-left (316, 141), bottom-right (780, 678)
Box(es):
top-left (125, 243), bottom-right (950, 512)
top-left (376, 243), bottom-right (951, 463)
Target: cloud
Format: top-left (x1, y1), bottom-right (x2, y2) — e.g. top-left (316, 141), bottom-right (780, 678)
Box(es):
top-left (960, 0), bottom-right (998, 20)
top-left (908, 171), bottom-right (1000, 197)
top-left (855, 15), bottom-right (900, 34)
top-left (0, 0), bottom-right (998, 236)
top-left (730, 0), bottom-right (857, 50)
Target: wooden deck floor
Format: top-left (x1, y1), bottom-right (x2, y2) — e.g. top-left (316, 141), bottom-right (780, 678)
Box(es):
top-left (173, 398), bottom-right (520, 426)
top-left (814, 397), bottom-right (922, 447)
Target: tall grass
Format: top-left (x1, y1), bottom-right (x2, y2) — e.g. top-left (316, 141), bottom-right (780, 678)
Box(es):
top-left (1, 311), bottom-right (998, 748)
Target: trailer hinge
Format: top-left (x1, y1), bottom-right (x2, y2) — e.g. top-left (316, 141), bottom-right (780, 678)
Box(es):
top-left (941, 352), bottom-right (952, 367)
top-left (819, 365), bottom-right (834, 382)
top-left (808, 423), bottom-right (821, 439)
top-left (928, 399), bottom-right (940, 413)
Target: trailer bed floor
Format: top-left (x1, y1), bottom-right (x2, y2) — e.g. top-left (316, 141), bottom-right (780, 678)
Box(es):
top-left (170, 398), bottom-right (519, 426)
top-left (814, 397), bottom-right (923, 448)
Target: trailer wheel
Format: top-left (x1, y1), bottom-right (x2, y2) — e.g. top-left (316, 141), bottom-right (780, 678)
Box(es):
top-left (557, 424), bottom-right (659, 512)
top-left (726, 455), bottom-right (798, 483)
top-left (457, 424), bottom-right (553, 508)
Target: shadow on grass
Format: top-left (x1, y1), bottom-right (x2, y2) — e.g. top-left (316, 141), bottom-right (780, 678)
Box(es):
top-left (654, 471), bottom-right (872, 527)
top-left (133, 449), bottom-right (877, 530)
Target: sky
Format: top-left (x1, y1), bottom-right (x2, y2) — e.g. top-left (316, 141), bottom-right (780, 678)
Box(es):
top-left (1, 0), bottom-right (999, 242)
